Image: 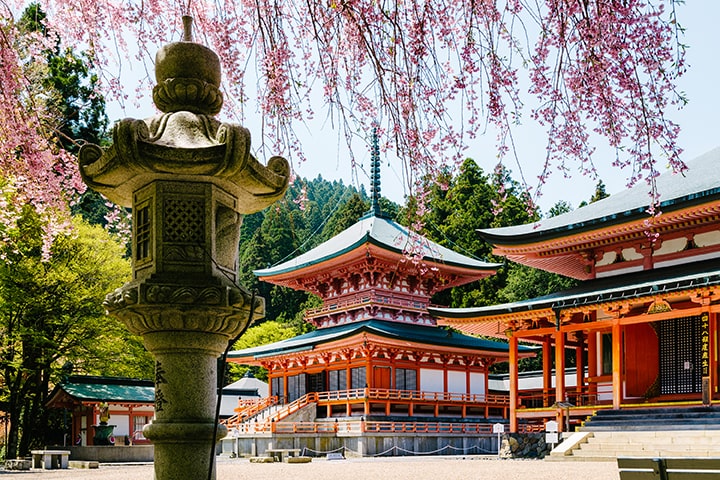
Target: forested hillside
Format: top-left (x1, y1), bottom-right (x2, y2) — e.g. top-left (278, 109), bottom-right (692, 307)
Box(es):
top-left (235, 159), bottom-right (581, 328)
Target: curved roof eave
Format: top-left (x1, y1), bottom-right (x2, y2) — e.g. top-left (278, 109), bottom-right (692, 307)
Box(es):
top-left (478, 147), bottom-right (720, 246)
top-left (255, 215), bottom-right (499, 278)
top-left (227, 319), bottom-right (531, 360)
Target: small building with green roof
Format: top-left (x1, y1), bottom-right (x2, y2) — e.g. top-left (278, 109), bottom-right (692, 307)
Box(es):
top-left (46, 376), bottom-right (155, 446)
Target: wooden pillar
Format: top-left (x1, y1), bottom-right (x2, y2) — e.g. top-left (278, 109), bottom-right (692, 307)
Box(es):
top-left (509, 334), bottom-right (519, 433)
top-left (542, 336), bottom-right (552, 407)
top-left (587, 330), bottom-right (598, 403)
top-left (555, 330), bottom-right (566, 405)
top-left (443, 366), bottom-right (449, 395)
top-left (484, 367), bottom-right (490, 418)
top-left (283, 374), bottom-right (289, 404)
top-left (575, 331), bottom-right (584, 405)
top-left (612, 320), bottom-right (623, 410)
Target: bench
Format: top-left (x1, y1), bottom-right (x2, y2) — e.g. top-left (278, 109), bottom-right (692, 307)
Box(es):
top-left (618, 457), bottom-right (720, 479)
top-left (31, 450), bottom-right (71, 469)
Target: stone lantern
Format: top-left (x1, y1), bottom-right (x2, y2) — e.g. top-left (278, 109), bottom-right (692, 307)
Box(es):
top-left (77, 17), bottom-right (289, 480)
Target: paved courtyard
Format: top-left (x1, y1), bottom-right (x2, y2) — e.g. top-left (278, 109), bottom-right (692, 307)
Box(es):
top-left (2, 456), bottom-right (620, 479)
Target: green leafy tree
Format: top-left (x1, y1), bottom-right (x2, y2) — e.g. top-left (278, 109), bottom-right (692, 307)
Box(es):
top-left (578, 180), bottom-right (611, 208)
top-left (405, 159), bottom-right (535, 308)
top-left (0, 213), bottom-right (151, 458)
top-left (228, 321), bottom-right (303, 381)
top-left (320, 192), bottom-right (370, 241)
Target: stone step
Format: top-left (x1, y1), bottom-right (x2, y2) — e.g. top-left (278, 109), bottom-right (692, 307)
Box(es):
top-left (587, 432), bottom-right (720, 444)
top-left (68, 460), bottom-right (99, 469)
top-left (556, 429), bottom-right (720, 462)
top-left (580, 443), bottom-right (713, 452)
top-left (582, 407), bottom-right (720, 432)
top-left (545, 455), bottom-right (616, 463)
top-left (572, 449), bottom-right (718, 458)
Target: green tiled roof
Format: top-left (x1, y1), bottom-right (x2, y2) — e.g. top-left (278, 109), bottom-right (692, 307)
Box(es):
top-left (479, 147), bottom-right (720, 244)
top-left (228, 319), bottom-right (531, 360)
top-left (59, 377), bottom-right (155, 403)
top-left (255, 215), bottom-right (499, 277)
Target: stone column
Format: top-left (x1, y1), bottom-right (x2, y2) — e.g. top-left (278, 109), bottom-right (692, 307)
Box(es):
top-left (144, 331), bottom-right (227, 479)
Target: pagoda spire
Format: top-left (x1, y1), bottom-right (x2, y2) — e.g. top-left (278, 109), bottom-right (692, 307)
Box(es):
top-left (368, 123), bottom-right (383, 217)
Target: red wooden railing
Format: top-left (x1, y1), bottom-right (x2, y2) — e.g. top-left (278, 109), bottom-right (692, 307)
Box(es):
top-left (224, 388), bottom-right (510, 433)
top-left (305, 292), bottom-right (428, 318)
top-left (517, 383), bottom-right (613, 409)
top-left (224, 396), bottom-right (278, 426)
top-left (227, 419), bottom-right (542, 436)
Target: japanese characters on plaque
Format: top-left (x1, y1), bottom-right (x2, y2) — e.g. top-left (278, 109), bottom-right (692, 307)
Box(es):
top-left (701, 313), bottom-right (710, 377)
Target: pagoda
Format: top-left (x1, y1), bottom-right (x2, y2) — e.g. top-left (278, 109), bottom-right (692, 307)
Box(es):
top-left (225, 131), bottom-right (533, 454)
top-left (432, 147), bottom-right (720, 434)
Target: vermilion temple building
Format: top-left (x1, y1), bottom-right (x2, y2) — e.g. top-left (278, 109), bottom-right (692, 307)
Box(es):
top-left (432, 147), bottom-right (720, 433)
top-left (226, 146), bottom-right (533, 444)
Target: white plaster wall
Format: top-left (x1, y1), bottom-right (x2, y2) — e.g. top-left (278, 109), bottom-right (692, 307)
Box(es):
top-left (112, 414), bottom-right (130, 437)
top-left (469, 372), bottom-right (485, 395)
top-left (419, 368), bottom-right (443, 392)
top-left (447, 370), bottom-right (466, 394)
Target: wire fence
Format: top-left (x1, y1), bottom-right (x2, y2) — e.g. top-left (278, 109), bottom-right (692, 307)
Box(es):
top-left (300, 442), bottom-right (497, 458)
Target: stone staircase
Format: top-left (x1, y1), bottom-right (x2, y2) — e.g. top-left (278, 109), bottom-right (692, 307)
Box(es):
top-left (580, 406), bottom-right (720, 431)
top-left (549, 406), bottom-right (720, 461)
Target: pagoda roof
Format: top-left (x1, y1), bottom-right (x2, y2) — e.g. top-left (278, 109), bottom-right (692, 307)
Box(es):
top-left (255, 214), bottom-right (499, 279)
top-left (227, 319), bottom-right (530, 362)
top-left (46, 376), bottom-right (155, 407)
top-left (430, 256), bottom-right (720, 322)
top-left (479, 147), bottom-right (720, 245)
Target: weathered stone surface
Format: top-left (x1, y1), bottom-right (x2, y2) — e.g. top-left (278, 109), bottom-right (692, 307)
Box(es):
top-left (5, 459), bottom-right (31, 470)
top-left (499, 433), bottom-right (552, 459)
top-left (75, 16), bottom-right (289, 480)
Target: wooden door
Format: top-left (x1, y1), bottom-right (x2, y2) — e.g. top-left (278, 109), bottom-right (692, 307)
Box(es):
top-left (373, 366), bottom-right (391, 389)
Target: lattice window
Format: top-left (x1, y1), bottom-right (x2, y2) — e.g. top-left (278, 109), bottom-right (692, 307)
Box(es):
top-left (328, 369), bottom-right (347, 392)
top-left (271, 377), bottom-right (284, 403)
top-left (395, 368), bottom-right (417, 391)
top-left (287, 373), bottom-right (307, 403)
top-left (164, 198), bottom-right (204, 243)
top-left (351, 366), bottom-right (366, 389)
top-left (307, 372), bottom-right (326, 393)
top-left (659, 316), bottom-right (702, 395)
top-left (135, 205), bottom-right (151, 261)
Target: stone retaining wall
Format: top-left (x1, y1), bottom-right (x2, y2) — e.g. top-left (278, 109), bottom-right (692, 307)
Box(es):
top-left (498, 433), bottom-right (552, 459)
top-left (48, 445), bottom-right (154, 463)
top-left (224, 434), bottom-right (498, 458)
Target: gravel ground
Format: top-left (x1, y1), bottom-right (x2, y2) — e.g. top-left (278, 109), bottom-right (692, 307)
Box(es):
top-left (1, 456), bottom-right (621, 480)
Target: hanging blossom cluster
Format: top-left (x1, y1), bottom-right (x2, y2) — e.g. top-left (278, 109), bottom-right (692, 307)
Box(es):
top-left (0, 12), bottom-right (82, 259)
top-left (530, 0), bottom-right (686, 207)
top-left (1, 0), bottom-right (686, 240)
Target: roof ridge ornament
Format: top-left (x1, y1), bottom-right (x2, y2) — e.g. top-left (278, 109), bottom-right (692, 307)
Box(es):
top-left (367, 122), bottom-right (385, 218)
